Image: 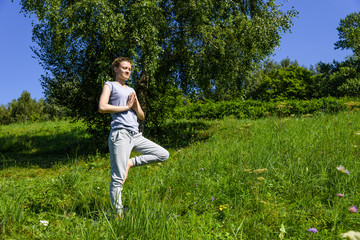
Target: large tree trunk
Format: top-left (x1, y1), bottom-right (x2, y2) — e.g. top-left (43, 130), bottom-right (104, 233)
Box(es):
top-left (137, 71), bottom-right (149, 133)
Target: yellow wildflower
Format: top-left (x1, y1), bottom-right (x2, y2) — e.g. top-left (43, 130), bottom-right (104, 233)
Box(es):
top-left (253, 168), bottom-right (268, 174)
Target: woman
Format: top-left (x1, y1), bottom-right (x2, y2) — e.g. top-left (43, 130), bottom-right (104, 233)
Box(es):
top-left (99, 57), bottom-right (169, 217)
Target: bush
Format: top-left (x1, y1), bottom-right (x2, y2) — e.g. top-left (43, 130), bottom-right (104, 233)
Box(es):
top-left (172, 97), bottom-right (356, 120)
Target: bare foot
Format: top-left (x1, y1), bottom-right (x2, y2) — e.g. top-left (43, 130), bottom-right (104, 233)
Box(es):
top-left (123, 159), bottom-right (134, 184)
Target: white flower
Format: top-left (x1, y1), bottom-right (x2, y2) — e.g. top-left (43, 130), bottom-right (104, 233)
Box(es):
top-left (340, 230), bottom-right (360, 239)
top-left (40, 220), bottom-right (49, 226)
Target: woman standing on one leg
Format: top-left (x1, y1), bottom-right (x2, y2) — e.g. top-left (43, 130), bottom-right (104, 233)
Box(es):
top-left (98, 57), bottom-right (169, 217)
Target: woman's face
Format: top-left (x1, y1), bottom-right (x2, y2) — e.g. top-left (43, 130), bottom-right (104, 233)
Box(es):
top-left (115, 61), bottom-right (132, 81)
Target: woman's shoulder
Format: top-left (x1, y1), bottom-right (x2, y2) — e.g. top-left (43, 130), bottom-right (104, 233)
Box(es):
top-left (105, 81), bottom-right (114, 86)
top-left (105, 81), bottom-right (135, 92)
top-left (104, 81), bottom-right (114, 91)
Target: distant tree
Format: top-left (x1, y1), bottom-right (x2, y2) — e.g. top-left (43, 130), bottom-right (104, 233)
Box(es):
top-left (328, 67), bottom-right (360, 97)
top-left (262, 59), bottom-right (279, 74)
top-left (315, 57), bottom-right (360, 98)
top-left (280, 58), bottom-right (291, 69)
top-left (43, 98), bottom-right (69, 121)
top-left (0, 105), bottom-right (11, 125)
top-left (0, 91), bottom-right (67, 125)
top-left (19, 0), bottom-right (297, 138)
top-left (9, 91), bottom-right (38, 122)
top-left (254, 65), bottom-right (314, 101)
top-left (335, 12), bottom-right (360, 57)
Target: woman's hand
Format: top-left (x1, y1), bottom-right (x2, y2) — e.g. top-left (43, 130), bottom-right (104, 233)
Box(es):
top-left (99, 85), bottom-right (133, 113)
top-left (131, 93), bottom-right (145, 120)
top-left (126, 92), bottom-right (136, 110)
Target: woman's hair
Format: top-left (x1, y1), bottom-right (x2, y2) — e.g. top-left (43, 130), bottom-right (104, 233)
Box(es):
top-left (111, 57), bottom-right (134, 72)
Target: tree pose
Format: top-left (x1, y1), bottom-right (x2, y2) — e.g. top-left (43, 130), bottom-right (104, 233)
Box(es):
top-left (99, 57), bottom-right (169, 217)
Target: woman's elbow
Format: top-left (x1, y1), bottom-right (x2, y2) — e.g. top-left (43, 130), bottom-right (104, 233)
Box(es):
top-left (138, 114), bottom-right (145, 120)
top-left (98, 104), bottom-right (106, 113)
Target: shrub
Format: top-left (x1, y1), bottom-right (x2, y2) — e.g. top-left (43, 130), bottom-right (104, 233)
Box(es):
top-left (172, 97), bottom-right (355, 120)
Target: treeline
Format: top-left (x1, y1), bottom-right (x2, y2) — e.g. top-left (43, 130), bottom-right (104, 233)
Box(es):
top-left (162, 56), bottom-right (360, 118)
top-left (2, 55), bottom-right (359, 126)
top-left (0, 91), bottom-right (68, 125)
top-left (244, 56), bottom-right (360, 102)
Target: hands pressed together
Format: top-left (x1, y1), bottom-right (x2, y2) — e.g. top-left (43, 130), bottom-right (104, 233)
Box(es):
top-left (126, 92), bottom-right (145, 120)
top-left (126, 92), bottom-right (137, 110)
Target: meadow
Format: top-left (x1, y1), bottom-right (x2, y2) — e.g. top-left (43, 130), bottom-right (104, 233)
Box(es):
top-left (1, 111), bottom-right (360, 239)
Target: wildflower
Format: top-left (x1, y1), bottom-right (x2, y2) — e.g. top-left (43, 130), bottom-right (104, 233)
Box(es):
top-left (348, 206), bottom-right (358, 213)
top-left (211, 197), bottom-right (215, 201)
top-left (40, 220), bottom-right (49, 226)
top-left (308, 228), bottom-right (318, 233)
top-left (201, 168), bottom-right (204, 171)
top-left (96, 187), bottom-right (100, 190)
top-left (337, 165), bottom-right (350, 175)
top-left (336, 193), bottom-right (345, 198)
top-left (219, 204), bottom-right (228, 211)
top-left (279, 224), bottom-right (286, 239)
top-left (186, 193), bottom-right (191, 196)
top-left (340, 231), bottom-right (360, 239)
top-left (194, 183), bottom-right (198, 187)
top-left (253, 168), bottom-right (268, 174)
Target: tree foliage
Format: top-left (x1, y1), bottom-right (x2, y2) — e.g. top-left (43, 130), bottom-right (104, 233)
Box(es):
top-left (0, 91), bottom-right (67, 125)
top-left (335, 11), bottom-right (360, 57)
top-left (19, 0), bottom-right (297, 139)
top-left (253, 64), bottom-right (314, 101)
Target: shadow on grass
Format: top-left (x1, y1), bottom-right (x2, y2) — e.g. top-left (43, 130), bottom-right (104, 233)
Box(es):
top-left (146, 119), bottom-right (213, 149)
top-left (0, 130), bottom-right (98, 169)
top-left (0, 119), bottom-right (213, 169)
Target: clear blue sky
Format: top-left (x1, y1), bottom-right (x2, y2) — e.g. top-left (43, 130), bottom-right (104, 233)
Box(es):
top-left (0, 0), bottom-right (359, 105)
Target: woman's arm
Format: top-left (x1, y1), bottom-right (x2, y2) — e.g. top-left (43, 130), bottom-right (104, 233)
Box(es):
top-left (132, 94), bottom-right (145, 120)
top-left (98, 84), bottom-right (134, 113)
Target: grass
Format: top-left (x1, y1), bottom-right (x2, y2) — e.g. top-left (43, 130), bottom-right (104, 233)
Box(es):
top-left (1, 111), bottom-right (360, 239)
top-left (0, 120), bottom-right (92, 168)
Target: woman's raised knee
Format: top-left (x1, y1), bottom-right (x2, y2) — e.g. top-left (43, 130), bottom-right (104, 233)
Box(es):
top-left (159, 149), bottom-right (169, 162)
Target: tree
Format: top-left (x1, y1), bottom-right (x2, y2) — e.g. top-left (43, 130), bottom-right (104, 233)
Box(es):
top-left (254, 65), bottom-right (314, 101)
top-left (19, 0), bottom-right (297, 139)
top-left (335, 11), bottom-right (360, 57)
top-left (0, 105), bottom-right (11, 125)
top-left (9, 91), bottom-right (38, 123)
top-left (315, 57), bottom-right (360, 98)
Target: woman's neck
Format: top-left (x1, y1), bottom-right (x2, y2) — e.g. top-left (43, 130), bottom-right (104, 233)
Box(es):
top-left (115, 78), bottom-right (126, 87)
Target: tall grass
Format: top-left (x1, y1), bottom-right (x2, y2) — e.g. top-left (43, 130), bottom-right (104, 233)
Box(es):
top-left (1, 111), bottom-right (360, 239)
top-left (0, 120), bottom-right (92, 168)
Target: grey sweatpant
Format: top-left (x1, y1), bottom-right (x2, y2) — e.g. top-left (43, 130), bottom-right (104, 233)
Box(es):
top-left (108, 128), bottom-right (169, 213)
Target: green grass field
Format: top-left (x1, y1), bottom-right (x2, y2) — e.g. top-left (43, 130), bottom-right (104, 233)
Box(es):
top-left (1, 112), bottom-right (360, 239)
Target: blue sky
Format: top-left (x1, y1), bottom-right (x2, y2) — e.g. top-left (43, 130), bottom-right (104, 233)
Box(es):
top-left (0, 0), bottom-right (359, 105)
